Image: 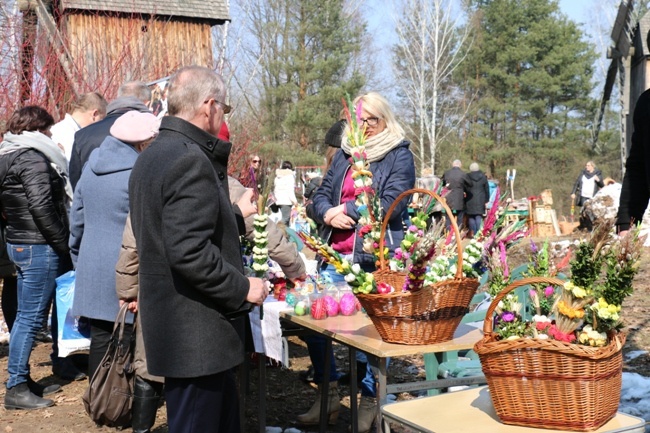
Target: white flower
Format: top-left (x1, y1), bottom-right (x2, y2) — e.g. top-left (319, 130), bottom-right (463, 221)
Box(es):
top-left (533, 315), bottom-right (551, 323)
top-left (344, 273), bottom-right (356, 283)
top-left (252, 263), bottom-right (269, 272)
top-left (253, 247), bottom-right (269, 255)
top-left (351, 264), bottom-right (361, 274)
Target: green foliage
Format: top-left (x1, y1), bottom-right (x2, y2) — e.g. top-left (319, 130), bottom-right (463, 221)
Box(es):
top-left (569, 242), bottom-right (601, 290)
top-left (253, 0), bottom-right (367, 149)
top-left (444, 0), bottom-right (602, 215)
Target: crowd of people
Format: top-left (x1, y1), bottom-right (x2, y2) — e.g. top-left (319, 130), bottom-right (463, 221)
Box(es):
top-left (0, 59), bottom-right (646, 433)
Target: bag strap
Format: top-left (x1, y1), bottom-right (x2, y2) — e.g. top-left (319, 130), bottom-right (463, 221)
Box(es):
top-left (111, 303), bottom-right (133, 345)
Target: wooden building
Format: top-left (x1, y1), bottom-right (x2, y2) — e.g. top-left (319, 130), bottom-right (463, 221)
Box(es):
top-left (17, 0), bottom-right (228, 108)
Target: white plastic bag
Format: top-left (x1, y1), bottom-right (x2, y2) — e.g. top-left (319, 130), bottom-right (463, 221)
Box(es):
top-left (55, 270), bottom-right (91, 356)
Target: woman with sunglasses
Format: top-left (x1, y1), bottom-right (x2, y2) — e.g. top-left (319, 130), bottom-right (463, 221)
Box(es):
top-left (301, 92), bottom-right (415, 433)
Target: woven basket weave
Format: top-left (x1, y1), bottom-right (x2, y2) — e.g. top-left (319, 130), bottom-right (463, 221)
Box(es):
top-left (356, 188), bottom-right (479, 345)
top-left (473, 277), bottom-right (625, 431)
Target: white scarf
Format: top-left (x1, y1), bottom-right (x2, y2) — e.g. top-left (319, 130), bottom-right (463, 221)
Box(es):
top-left (0, 131), bottom-right (73, 202)
top-left (341, 129), bottom-right (405, 163)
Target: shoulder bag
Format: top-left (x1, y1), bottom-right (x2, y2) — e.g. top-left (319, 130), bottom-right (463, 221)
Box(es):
top-left (82, 303), bottom-right (136, 427)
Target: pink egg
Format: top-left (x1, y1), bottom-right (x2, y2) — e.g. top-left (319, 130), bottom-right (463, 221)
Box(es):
top-left (339, 293), bottom-right (357, 316)
top-left (323, 295), bottom-right (339, 317)
top-left (311, 298), bottom-right (327, 320)
top-left (376, 282), bottom-right (393, 295)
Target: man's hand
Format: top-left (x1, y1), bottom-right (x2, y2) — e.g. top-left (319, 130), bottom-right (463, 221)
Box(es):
top-left (246, 277), bottom-right (268, 305)
top-left (570, 193), bottom-right (576, 199)
top-left (237, 188), bottom-right (257, 218)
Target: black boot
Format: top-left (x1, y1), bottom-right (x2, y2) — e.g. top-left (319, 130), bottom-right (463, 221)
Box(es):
top-left (131, 376), bottom-right (163, 433)
top-left (27, 377), bottom-right (61, 397)
top-left (4, 383), bottom-right (55, 410)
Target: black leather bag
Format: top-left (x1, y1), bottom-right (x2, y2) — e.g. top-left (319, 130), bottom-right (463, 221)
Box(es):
top-left (82, 304), bottom-right (135, 427)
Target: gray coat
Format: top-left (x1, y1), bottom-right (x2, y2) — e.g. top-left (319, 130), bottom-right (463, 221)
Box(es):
top-left (129, 116), bottom-right (252, 378)
top-left (70, 136), bottom-right (138, 323)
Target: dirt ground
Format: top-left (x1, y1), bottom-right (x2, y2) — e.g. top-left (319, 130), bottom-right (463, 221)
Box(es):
top-left (1, 234), bottom-right (650, 433)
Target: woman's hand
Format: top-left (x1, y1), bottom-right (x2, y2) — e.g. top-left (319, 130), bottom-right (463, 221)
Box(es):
top-left (119, 298), bottom-right (138, 313)
top-left (237, 188), bottom-right (258, 218)
top-left (330, 212), bottom-right (355, 229)
top-left (324, 204), bottom-right (345, 225)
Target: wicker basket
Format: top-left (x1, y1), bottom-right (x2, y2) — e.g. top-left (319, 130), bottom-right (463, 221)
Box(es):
top-left (473, 277), bottom-right (626, 431)
top-left (356, 188), bottom-right (479, 345)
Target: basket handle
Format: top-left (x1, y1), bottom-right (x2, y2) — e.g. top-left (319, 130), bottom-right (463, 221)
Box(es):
top-left (378, 188), bottom-right (463, 280)
top-left (481, 276), bottom-right (566, 335)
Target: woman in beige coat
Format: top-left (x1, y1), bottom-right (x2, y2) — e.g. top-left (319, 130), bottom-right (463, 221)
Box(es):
top-left (115, 214), bottom-right (162, 433)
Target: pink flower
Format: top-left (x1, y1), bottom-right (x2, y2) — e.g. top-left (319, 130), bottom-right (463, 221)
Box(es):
top-left (544, 286), bottom-right (554, 297)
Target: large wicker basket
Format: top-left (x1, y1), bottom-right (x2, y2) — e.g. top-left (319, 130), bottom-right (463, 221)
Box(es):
top-left (473, 277), bottom-right (626, 431)
top-left (356, 188), bottom-right (479, 345)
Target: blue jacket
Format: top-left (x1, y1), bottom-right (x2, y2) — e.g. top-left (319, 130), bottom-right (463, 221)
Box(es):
top-left (311, 140), bottom-right (415, 267)
top-left (69, 136), bottom-right (138, 323)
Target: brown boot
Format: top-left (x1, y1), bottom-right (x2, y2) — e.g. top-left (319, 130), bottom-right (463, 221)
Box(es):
top-left (350, 396), bottom-right (377, 433)
top-left (296, 381), bottom-right (340, 425)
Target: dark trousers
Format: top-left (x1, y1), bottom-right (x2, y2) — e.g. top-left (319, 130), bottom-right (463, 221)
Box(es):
top-left (165, 370), bottom-right (240, 433)
top-left (88, 318), bottom-right (134, 378)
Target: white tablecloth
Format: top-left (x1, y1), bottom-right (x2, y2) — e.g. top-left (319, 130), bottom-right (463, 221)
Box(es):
top-left (249, 298), bottom-right (292, 364)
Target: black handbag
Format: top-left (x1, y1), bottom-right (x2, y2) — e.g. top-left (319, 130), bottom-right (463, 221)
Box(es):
top-left (82, 304), bottom-right (136, 427)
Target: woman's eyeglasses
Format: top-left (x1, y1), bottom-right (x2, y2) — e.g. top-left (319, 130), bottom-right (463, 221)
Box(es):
top-left (360, 117), bottom-right (380, 127)
top-left (252, 159), bottom-right (261, 164)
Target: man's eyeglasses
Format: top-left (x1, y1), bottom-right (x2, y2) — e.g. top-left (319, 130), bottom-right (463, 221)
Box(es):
top-left (205, 98), bottom-right (232, 114)
top-left (360, 117), bottom-right (380, 127)
top-left (215, 100), bottom-right (232, 114)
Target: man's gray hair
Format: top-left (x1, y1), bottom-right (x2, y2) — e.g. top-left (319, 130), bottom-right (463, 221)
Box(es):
top-left (470, 162), bottom-right (479, 172)
top-left (452, 159), bottom-right (462, 168)
top-left (117, 81), bottom-right (151, 104)
top-left (166, 66), bottom-right (225, 119)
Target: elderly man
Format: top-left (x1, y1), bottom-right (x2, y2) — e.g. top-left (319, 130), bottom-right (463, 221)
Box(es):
top-left (128, 66), bottom-right (267, 433)
top-left (442, 159), bottom-right (468, 229)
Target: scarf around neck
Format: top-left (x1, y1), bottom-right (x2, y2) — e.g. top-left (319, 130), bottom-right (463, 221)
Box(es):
top-left (0, 131), bottom-right (73, 202)
top-left (341, 128), bottom-right (405, 163)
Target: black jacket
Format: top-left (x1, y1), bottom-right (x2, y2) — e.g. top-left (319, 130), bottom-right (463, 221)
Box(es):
top-left (442, 167), bottom-right (468, 212)
top-left (618, 89), bottom-right (650, 230)
top-left (129, 116), bottom-right (251, 378)
top-left (465, 171), bottom-right (490, 216)
top-left (0, 149), bottom-right (69, 255)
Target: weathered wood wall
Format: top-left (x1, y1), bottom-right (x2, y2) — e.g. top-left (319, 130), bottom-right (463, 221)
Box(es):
top-left (61, 11), bottom-right (214, 97)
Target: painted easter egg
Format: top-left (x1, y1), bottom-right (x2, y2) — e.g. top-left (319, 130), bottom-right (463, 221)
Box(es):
top-left (323, 295), bottom-right (339, 317)
top-left (294, 301), bottom-right (307, 316)
top-left (376, 282), bottom-right (393, 295)
top-left (285, 292), bottom-right (297, 306)
top-left (310, 298), bottom-right (327, 320)
top-left (339, 293), bottom-right (357, 316)
top-left (278, 288), bottom-right (288, 301)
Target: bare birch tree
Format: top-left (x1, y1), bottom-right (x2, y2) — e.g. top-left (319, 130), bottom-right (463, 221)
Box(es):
top-left (392, 0), bottom-right (472, 174)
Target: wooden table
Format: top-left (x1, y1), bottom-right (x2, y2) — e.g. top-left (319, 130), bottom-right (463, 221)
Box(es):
top-left (381, 386), bottom-right (646, 433)
top-left (280, 312), bottom-right (484, 433)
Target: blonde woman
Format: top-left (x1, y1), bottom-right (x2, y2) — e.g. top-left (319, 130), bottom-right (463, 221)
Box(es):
top-left (304, 92), bottom-right (415, 433)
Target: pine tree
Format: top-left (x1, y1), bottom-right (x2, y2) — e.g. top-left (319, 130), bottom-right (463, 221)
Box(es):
top-left (457, 0), bottom-right (597, 193)
top-left (249, 0), bottom-right (366, 149)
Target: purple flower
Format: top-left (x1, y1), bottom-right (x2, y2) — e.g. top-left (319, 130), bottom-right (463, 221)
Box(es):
top-left (530, 239), bottom-right (538, 254)
top-left (544, 286), bottom-right (555, 297)
top-left (408, 225), bottom-right (418, 232)
top-left (501, 312), bottom-right (515, 322)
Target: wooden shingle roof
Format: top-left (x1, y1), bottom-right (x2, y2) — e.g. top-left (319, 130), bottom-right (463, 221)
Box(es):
top-left (58, 0), bottom-right (229, 24)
